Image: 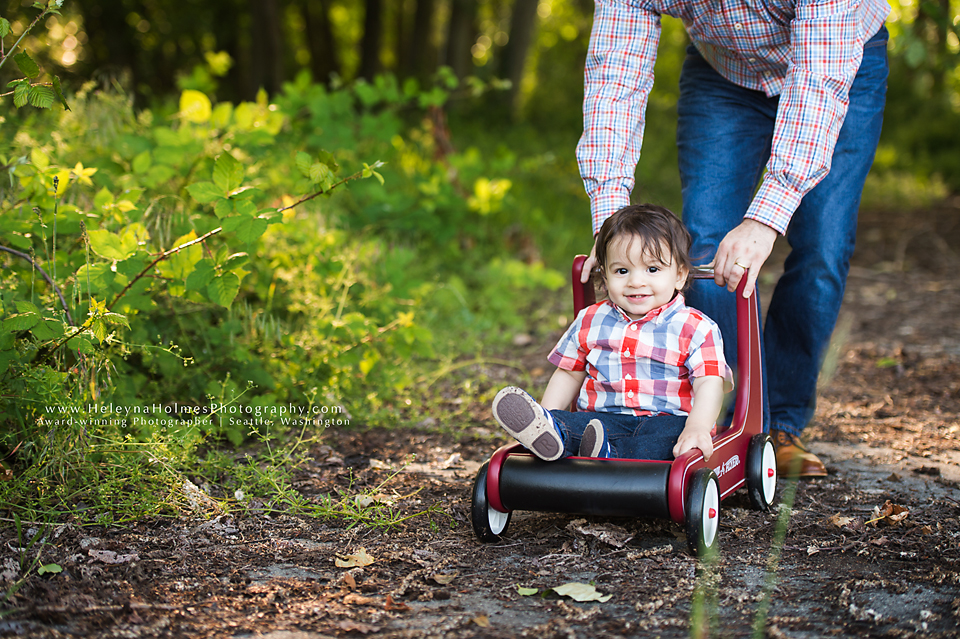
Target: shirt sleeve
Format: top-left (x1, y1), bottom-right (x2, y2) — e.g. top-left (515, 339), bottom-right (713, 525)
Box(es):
top-left (576, 0), bottom-right (661, 236)
top-left (684, 317), bottom-right (734, 392)
top-left (548, 311), bottom-right (589, 372)
top-left (747, 0), bottom-right (868, 234)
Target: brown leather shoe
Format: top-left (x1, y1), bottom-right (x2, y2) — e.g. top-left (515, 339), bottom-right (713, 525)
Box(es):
top-left (772, 430), bottom-right (828, 478)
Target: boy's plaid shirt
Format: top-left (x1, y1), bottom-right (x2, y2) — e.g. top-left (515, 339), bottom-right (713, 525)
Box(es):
top-left (548, 295), bottom-right (732, 417)
top-left (577, 0), bottom-right (890, 235)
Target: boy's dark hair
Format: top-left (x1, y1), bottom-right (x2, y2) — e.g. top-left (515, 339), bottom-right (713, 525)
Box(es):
top-left (595, 204), bottom-right (693, 289)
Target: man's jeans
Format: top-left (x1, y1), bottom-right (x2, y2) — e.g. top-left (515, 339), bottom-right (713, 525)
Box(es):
top-left (677, 27), bottom-right (889, 438)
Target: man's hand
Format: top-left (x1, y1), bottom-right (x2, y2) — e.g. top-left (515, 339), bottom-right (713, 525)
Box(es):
top-left (711, 219), bottom-right (777, 298)
top-left (580, 238), bottom-right (598, 284)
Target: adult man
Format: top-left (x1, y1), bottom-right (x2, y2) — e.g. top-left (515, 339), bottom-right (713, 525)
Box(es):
top-left (576, 0), bottom-right (889, 477)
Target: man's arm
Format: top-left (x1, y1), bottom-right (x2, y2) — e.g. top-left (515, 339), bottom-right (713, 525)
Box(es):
top-left (577, 0), bottom-right (662, 237)
top-left (715, 0), bottom-right (878, 297)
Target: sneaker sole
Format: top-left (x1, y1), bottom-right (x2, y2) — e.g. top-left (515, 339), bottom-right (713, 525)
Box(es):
top-left (578, 420), bottom-right (606, 458)
top-left (492, 388), bottom-right (563, 461)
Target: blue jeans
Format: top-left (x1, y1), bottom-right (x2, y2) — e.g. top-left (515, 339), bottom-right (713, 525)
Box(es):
top-left (677, 27), bottom-right (888, 437)
top-left (550, 409), bottom-right (688, 460)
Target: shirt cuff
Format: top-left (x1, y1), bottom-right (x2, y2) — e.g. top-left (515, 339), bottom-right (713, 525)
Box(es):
top-left (589, 184), bottom-right (632, 236)
top-left (745, 177), bottom-right (804, 235)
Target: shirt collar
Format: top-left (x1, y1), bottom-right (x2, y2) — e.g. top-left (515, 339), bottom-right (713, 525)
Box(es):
top-left (607, 293), bottom-right (686, 326)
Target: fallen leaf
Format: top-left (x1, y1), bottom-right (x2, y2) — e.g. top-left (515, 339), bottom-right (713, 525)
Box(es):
top-left (385, 594), bottom-right (410, 612)
top-left (827, 513), bottom-right (856, 528)
top-left (869, 500), bottom-right (910, 527)
top-left (343, 593), bottom-right (377, 605)
top-left (517, 585), bottom-right (539, 596)
top-left (472, 615), bottom-right (490, 628)
top-left (430, 571), bottom-right (458, 585)
top-left (88, 549), bottom-right (139, 565)
top-left (342, 572), bottom-right (357, 590)
top-left (335, 548), bottom-right (375, 568)
top-left (870, 536), bottom-right (889, 546)
top-left (336, 620), bottom-right (380, 634)
top-left (552, 582), bottom-right (613, 603)
top-left (567, 519), bottom-right (634, 548)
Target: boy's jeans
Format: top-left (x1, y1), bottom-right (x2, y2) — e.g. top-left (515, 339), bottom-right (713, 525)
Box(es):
top-left (677, 27), bottom-right (889, 438)
top-left (550, 409), bottom-right (687, 460)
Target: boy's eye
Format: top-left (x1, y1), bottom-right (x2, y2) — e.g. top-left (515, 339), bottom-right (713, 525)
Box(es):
top-left (616, 268), bottom-right (629, 275)
top-left (647, 266), bottom-right (660, 274)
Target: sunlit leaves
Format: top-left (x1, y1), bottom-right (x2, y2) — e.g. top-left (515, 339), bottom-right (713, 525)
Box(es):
top-left (207, 273), bottom-right (240, 308)
top-left (0, 17), bottom-right (10, 39)
top-left (213, 153), bottom-right (244, 193)
top-left (13, 51), bottom-right (40, 79)
top-left (180, 89), bottom-right (212, 123)
top-left (221, 214), bottom-right (268, 244)
top-left (186, 181), bottom-right (222, 204)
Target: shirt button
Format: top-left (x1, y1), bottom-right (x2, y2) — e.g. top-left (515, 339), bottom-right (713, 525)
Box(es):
top-left (627, 391), bottom-right (635, 398)
top-left (630, 324), bottom-right (638, 330)
top-left (625, 374), bottom-right (632, 380)
top-left (735, 22), bottom-right (743, 30)
top-left (623, 350), bottom-right (630, 357)
top-left (748, 57), bottom-right (756, 62)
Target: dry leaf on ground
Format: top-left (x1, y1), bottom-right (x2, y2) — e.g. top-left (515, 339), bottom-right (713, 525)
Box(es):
top-left (335, 547), bottom-right (375, 568)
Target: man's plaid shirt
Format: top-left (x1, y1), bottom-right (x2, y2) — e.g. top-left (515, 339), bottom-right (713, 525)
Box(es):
top-left (577, 0), bottom-right (889, 235)
top-left (548, 295), bottom-right (733, 417)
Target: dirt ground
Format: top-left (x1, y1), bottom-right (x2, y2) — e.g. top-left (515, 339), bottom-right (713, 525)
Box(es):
top-left (2, 203), bottom-right (960, 638)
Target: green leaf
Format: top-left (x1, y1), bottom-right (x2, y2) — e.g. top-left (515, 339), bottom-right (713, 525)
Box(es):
top-left (13, 82), bottom-right (29, 108)
top-left (14, 301), bottom-right (40, 314)
top-left (14, 51), bottom-right (40, 79)
top-left (2, 312), bottom-right (40, 332)
top-left (317, 150), bottom-right (339, 172)
top-left (179, 89), bottom-right (212, 123)
top-left (102, 312), bottom-right (130, 329)
top-left (132, 150), bottom-right (152, 174)
top-left (37, 564), bottom-right (62, 576)
top-left (221, 215), bottom-right (268, 244)
top-left (185, 259), bottom-right (216, 291)
top-left (214, 198), bottom-right (233, 219)
top-left (67, 335), bottom-right (95, 354)
top-left (309, 162), bottom-right (335, 189)
top-left (517, 586), bottom-right (539, 596)
top-left (90, 319), bottom-right (108, 343)
top-left (87, 229), bottom-right (138, 261)
top-left (295, 151), bottom-right (312, 177)
top-left (30, 318), bottom-right (65, 341)
top-left (0, 18), bottom-right (11, 39)
top-left (213, 153), bottom-right (243, 192)
top-left (157, 231), bottom-right (202, 279)
top-left (52, 76), bottom-right (70, 110)
top-left (186, 181), bottom-right (223, 204)
top-left (28, 85), bottom-right (54, 109)
top-left (207, 272), bottom-right (241, 307)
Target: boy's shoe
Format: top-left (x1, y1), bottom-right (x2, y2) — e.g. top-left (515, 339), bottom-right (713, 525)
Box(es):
top-left (578, 419), bottom-right (611, 458)
top-left (492, 387), bottom-right (564, 461)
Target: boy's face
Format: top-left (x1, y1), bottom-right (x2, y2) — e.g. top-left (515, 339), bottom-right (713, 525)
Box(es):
top-left (603, 234), bottom-right (688, 320)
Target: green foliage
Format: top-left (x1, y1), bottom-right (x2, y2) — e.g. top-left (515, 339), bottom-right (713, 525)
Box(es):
top-left (0, 68), bottom-right (573, 523)
top-left (1, 1), bottom-right (70, 111)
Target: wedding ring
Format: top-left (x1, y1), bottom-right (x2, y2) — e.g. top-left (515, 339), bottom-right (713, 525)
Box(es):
top-left (734, 261), bottom-right (749, 270)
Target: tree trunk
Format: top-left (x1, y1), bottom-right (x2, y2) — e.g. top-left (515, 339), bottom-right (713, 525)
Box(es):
top-left (248, 0), bottom-right (284, 95)
top-left (409, 0), bottom-right (436, 84)
top-left (359, 0), bottom-right (385, 80)
top-left (444, 0), bottom-right (477, 79)
top-left (500, 0), bottom-right (539, 116)
top-left (299, 0), bottom-right (341, 84)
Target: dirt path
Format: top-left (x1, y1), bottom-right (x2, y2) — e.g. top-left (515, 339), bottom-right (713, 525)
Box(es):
top-left (2, 205), bottom-right (959, 638)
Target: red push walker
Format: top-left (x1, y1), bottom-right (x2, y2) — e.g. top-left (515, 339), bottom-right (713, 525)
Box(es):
top-left (470, 256), bottom-right (778, 556)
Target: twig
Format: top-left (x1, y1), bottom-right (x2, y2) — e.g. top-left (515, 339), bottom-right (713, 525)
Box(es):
top-left (0, 245), bottom-right (74, 325)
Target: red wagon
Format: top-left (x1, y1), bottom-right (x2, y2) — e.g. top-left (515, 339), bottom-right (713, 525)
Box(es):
top-left (471, 256), bottom-right (778, 556)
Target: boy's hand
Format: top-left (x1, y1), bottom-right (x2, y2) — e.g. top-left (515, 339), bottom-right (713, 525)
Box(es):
top-left (673, 424), bottom-right (714, 462)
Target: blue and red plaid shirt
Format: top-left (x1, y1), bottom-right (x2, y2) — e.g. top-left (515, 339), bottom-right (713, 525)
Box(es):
top-left (577, 0), bottom-right (890, 235)
top-left (548, 295), bottom-right (733, 417)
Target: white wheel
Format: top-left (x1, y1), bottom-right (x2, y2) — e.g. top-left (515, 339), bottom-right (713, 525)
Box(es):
top-left (685, 468), bottom-right (720, 557)
top-left (471, 461), bottom-right (511, 542)
top-left (747, 434), bottom-right (778, 511)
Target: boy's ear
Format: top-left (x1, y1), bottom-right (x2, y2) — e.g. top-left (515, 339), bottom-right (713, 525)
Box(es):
top-left (675, 265), bottom-right (689, 291)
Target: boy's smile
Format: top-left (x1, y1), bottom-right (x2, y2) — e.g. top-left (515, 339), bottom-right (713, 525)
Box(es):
top-left (603, 234), bottom-right (688, 320)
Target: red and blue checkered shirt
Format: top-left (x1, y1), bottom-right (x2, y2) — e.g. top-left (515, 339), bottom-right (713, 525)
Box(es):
top-left (577, 0), bottom-right (890, 235)
top-left (548, 295), bottom-right (733, 417)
